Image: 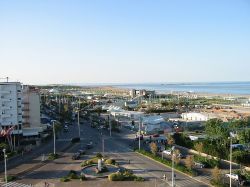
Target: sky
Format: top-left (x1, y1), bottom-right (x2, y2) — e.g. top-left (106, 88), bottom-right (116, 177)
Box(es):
top-left (0, 0), bottom-right (250, 85)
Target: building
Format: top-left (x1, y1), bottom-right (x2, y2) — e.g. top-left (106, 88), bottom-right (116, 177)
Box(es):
top-left (124, 100), bottom-right (138, 109)
top-left (22, 86), bottom-right (44, 137)
top-left (129, 89), bottom-right (155, 98)
top-left (181, 112), bottom-right (216, 122)
top-left (0, 82), bottom-right (22, 134)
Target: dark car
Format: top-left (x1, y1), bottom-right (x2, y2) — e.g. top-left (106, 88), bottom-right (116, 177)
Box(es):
top-left (72, 153), bottom-right (80, 160)
top-left (85, 142), bottom-right (93, 149)
top-left (78, 149), bottom-right (86, 155)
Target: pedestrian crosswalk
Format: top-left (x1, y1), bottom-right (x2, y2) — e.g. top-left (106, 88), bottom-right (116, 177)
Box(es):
top-left (0, 182), bottom-right (32, 187)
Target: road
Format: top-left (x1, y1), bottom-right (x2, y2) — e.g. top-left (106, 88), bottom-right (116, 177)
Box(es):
top-left (1, 118), bottom-right (211, 187)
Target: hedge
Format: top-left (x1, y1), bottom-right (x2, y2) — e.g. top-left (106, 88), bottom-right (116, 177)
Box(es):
top-left (136, 149), bottom-right (196, 176)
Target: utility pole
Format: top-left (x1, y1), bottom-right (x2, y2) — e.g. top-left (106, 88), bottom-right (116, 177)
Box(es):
top-left (109, 114), bottom-right (112, 137)
top-left (102, 138), bottom-right (105, 155)
top-left (52, 121), bottom-right (56, 155)
top-left (172, 146), bottom-right (175, 187)
top-left (229, 136), bottom-right (232, 187)
top-left (139, 116), bottom-right (141, 150)
top-left (3, 149), bottom-right (7, 184)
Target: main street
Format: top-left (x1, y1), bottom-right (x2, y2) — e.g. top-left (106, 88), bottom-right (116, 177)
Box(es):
top-left (1, 118), bottom-right (210, 187)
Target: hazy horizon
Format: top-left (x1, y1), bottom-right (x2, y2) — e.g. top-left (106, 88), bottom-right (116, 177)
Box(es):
top-left (1, 0), bottom-right (250, 85)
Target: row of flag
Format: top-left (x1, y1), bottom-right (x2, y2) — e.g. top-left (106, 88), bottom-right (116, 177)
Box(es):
top-left (0, 125), bottom-right (15, 137)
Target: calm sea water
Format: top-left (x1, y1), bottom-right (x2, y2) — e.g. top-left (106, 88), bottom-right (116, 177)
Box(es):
top-left (112, 82), bottom-right (250, 95)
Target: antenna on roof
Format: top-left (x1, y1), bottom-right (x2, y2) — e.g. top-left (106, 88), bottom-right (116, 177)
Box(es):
top-left (0, 77), bottom-right (9, 82)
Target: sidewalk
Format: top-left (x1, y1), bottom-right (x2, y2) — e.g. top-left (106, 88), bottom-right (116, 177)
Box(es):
top-left (0, 140), bottom-right (72, 179)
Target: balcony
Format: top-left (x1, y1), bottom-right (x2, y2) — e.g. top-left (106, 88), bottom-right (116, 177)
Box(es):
top-left (22, 102), bottom-right (29, 105)
top-left (22, 122), bottom-right (30, 125)
top-left (0, 90), bottom-right (10, 94)
top-left (1, 106), bottom-right (10, 110)
top-left (23, 108), bottom-right (29, 111)
top-left (1, 114), bottom-right (11, 118)
top-left (22, 115), bottom-right (29, 118)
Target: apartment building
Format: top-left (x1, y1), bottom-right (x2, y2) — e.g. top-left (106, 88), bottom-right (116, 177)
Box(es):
top-left (0, 82), bottom-right (22, 134)
top-left (22, 85), bottom-right (43, 136)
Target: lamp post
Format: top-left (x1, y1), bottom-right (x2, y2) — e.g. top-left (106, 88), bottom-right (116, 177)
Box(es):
top-left (3, 149), bottom-right (7, 184)
top-left (171, 146), bottom-right (175, 187)
top-left (109, 114), bottom-right (112, 137)
top-left (229, 135), bottom-right (233, 187)
top-left (139, 117), bottom-right (141, 150)
top-left (77, 109), bottom-right (81, 138)
top-left (52, 120), bottom-right (56, 155)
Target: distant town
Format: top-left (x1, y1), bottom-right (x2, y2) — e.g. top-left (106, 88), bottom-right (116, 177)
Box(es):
top-left (0, 78), bottom-right (250, 187)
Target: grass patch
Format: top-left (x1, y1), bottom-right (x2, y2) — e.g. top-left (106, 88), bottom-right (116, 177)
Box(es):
top-left (136, 149), bottom-right (197, 176)
top-left (194, 155), bottom-right (220, 168)
top-left (108, 169), bottom-right (144, 181)
top-left (48, 153), bottom-right (59, 160)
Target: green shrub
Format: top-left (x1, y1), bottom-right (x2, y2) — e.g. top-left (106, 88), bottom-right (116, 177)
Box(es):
top-left (80, 174), bottom-right (87, 181)
top-left (67, 170), bottom-right (79, 179)
top-left (136, 149), bottom-right (196, 176)
top-left (6, 176), bottom-right (16, 182)
top-left (48, 153), bottom-right (59, 160)
top-left (96, 153), bottom-right (103, 158)
top-left (68, 173), bottom-right (79, 179)
top-left (60, 177), bottom-right (70, 182)
top-left (108, 173), bottom-right (124, 181)
top-left (194, 155), bottom-right (220, 168)
top-left (210, 179), bottom-right (227, 187)
top-left (134, 176), bottom-right (145, 181)
top-left (105, 159), bottom-right (116, 165)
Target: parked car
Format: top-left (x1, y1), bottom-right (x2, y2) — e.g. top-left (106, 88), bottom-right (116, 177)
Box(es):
top-left (225, 173), bottom-right (239, 181)
top-left (78, 149), bottom-right (86, 155)
top-left (71, 137), bottom-right (80, 143)
top-left (72, 153), bottom-right (80, 160)
top-left (63, 126), bottom-right (69, 132)
top-left (163, 149), bottom-right (172, 155)
top-left (194, 162), bottom-right (205, 169)
top-left (85, 142), bottom-right (93, 149)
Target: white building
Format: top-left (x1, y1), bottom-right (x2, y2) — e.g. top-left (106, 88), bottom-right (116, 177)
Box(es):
top-left (22, 86), bottom-right (44, 136)
top-left (181, 112), bottom-right (215, 121)
top-left (124, 100), bottom-right (138, 108)
top-left (142, 115), bottom-right (165, 134)
top-left (0, 82), bottom-right (23, 134)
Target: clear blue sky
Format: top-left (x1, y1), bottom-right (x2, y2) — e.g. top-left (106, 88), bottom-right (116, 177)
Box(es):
top-left (0, 0), bottom-right (250, 85)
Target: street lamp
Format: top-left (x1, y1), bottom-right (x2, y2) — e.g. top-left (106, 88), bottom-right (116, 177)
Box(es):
top-left (171, 146), bottom-right (175, 187)
top-left (229, 133), bottom-right (234, 187)
top-left (108, 114), bottom-right (112, 137)
top-left (3, 149), bottom-right (7, 184)
top-left (51, 120), bottom-right (56, 155)
top-left (138, 117), bottom-right (141, 150)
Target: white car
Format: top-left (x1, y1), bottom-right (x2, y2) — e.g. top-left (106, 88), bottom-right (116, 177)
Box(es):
top-left (194, 162), bottom-right (205, 168)
top-left (225, 173), bottom-right (239, 181)
top-left (163, 150), bottom-right (172, 155)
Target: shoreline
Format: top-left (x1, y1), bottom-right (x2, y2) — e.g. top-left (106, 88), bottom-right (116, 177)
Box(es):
top-left (80, 85), bottom-right (250, 98)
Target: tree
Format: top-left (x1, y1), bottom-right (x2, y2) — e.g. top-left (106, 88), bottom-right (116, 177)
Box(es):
top-left (211, 166), bottom-right (221, 183)
top-left (149, 142), bottom-right (158, 156)
top-left (173, 149), bottom-right (181, 164)
top-left (185, 155), bottom-right (194, 170)
top-left (167, 135), bottom-right (175, 146)
top-left (238, 129), bottom-right (250, 144)
top-left (194, 142), bottom-right (204, 155)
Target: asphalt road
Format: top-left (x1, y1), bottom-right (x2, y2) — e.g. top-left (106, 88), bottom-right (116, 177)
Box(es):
top-left (1, 119), bottom-right (211, 187)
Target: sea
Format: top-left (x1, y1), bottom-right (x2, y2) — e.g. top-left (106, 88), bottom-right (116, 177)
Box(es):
top-left (110, 82), bottom-right (250, 95)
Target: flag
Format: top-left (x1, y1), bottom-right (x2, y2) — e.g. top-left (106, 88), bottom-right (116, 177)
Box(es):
top-left (0, 129), bottom-right (6, 137)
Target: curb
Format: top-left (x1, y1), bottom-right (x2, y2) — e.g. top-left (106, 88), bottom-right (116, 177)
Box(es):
top-left (135, 151), bottom-right (213, 187)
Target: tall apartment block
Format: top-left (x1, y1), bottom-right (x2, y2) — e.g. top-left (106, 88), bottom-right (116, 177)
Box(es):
top-left (0, 82), bottom-right (22, 134)
top-left (22, 85), bottom-right (43, 136)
